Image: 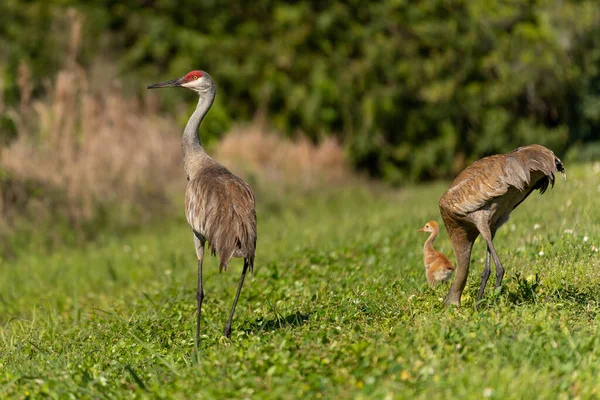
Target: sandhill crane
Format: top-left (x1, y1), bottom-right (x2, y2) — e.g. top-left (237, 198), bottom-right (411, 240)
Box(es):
top-left (418, 221), bottom-right (455, 286)
top-left (438, 144), bottom-right (565, 306)
top-left (147, 70), bottom-right (257, 344)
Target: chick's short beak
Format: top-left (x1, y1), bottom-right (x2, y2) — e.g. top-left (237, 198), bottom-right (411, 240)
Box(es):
top-left (418, 227), bottom-right (426, 232)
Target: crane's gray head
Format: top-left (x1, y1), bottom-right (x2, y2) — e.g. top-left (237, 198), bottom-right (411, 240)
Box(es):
top-left (146, 70), bottom-right (215, 94)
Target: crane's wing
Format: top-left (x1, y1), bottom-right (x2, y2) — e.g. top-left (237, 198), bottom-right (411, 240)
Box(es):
top-left (185, 163), bottom-right (257, 272)
top-left (440, 145), bottom-right (564, 216)
top-left (439, 154), bottom-right (510, 216)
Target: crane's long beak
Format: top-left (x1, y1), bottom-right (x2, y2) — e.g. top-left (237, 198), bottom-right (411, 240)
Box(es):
top-left (418, 227), bottom-right (426, 232)
top-left (147, 77), bottom-right (183, 89)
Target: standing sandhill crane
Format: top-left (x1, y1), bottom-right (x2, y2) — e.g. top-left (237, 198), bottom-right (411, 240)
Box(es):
top-left (147, 70), bottom-right (257, 344)
top-left (418, 221), bottom-right (455, 286)
top-left (438, 144), bottom-right (565, 306)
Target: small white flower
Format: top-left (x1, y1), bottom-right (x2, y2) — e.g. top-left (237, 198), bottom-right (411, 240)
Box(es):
top-left (538, 251), bottom-right (544, 256)
top-left (564, 229), bottom-right (573, 235)
top-left (584, 236), bottom-right (589, 242)
top-left (483, 388), bottom-right (494, 397)
top-left (533, 224), bottom-right (541, 230)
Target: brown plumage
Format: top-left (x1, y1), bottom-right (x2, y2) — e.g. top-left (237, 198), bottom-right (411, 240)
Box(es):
top-left (438, 144), bottom-right (565, 306)
top-left (148, 70), bottom-right (257, 344)
top-left (418, 221), bottom-right (455, 286)
top-left (185, 163), bottom-right (256, 273)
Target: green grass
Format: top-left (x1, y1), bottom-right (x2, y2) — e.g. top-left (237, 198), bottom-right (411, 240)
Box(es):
top-left (1, 164), bottom-right (600, 399)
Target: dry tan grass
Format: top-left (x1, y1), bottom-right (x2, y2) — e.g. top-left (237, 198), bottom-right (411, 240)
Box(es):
top-left (1, 65), bottom-right (183, 226)
top-left (0, 10), bottom-right (182, 234)
top-left (215, 123), bottom-right (350, 191)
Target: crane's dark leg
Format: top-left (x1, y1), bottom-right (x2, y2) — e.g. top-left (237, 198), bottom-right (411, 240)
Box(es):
top-left (477, 227), bottom-right (505, 290)
top-left (194, 235), bottom-right (205, 349)
top-left (477, 249), bottom-right (492, 302)
top-left (223, 260), bottom-right (249, 338)
top-left (491, 243), bottom-right (505, 289)
top-left (477, 226), bottom-right (498, 302)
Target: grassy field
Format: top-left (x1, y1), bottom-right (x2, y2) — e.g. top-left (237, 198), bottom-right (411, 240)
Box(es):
top-left (1, 164), bottom-right (600, 399)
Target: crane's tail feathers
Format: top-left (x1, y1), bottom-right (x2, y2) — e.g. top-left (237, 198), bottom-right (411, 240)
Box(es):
top-left (211, 245), bottom-right (228, 273)
top-left (218, 249), bottom-right (235, 273)
top-left (536, 154), bottom-right (566, 195)
top-left (218, 257), bottom-right (253, 274)
top-left (244, 257), bottom-right (255, 273)
top-left (219, 260), bottom-right (229, 273)
top-left (538, 176), bottom-right (551, 195)
top-left (555, 157), bottom-right (566, 181)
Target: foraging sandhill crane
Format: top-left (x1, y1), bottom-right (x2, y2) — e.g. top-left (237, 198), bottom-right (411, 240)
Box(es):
top-left (438, 144), bottom-right (565, 306)
top-left (147, 70), bottom-right (257, 343)
top-left (418, 221), bottom-right (455, 286)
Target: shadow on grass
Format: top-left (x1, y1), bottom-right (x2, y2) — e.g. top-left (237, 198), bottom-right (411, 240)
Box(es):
top-left (506, 273), bottom-right (541, 305)
top-left (547, 283), bottom-right (600, 305)
top-left (244, 311), bottom-right (310, 334)
top-left (504, 273), bottom-right (600, 306)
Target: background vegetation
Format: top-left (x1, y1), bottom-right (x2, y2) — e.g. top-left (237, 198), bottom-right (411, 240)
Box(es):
top-left (2, 0), bottom-right (600, 183)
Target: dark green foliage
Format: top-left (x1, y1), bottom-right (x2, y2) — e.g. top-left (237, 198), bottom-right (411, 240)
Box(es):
top-left (0, 114), bottom-right (17, 145)
top-left (2, 0), bottom-right (600, 181)
top-left (508, 273), bottom-right (541, 305)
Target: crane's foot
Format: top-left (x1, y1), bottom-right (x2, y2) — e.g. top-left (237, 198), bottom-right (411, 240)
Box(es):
top-left (223, 324), bottom-right (232, 339)
top-left (475, 299), bottom-right (487, 311)
top-left (443, 295), bottom-right (461, 307)
top-left (476, 287), bottom-right (487, 310)
top-left (444, 285), bottom-right (463, 307)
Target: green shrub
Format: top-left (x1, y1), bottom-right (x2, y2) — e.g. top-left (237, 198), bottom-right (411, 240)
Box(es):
top-left (2, 0), bottom-right (600, 181)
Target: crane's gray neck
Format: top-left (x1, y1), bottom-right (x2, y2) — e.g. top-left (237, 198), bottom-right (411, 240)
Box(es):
top-left (182, 87), bottom-right (216, 157)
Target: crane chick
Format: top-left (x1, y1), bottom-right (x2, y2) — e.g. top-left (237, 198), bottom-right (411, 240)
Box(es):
top-left (418, 221), bottom-right (455, 286)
